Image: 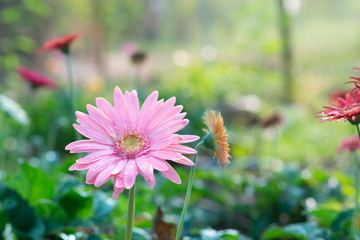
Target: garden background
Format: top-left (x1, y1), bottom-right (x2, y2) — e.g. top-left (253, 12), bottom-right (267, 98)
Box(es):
top-left (1, 0), bottom-right (360, 239)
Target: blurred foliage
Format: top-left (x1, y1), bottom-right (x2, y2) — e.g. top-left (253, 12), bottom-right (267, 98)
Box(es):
top-left (2, 0), bottom-right (360, 239)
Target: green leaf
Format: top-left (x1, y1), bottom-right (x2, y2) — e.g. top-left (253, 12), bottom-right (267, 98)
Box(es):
top-left (0, 184), bottom-right (45, 239)
top-left (16, 36), bottom-right (36, 53)
top-left (0, 210), bottom-right (6, 238)
top-left (92, 191), bottom-right (116, 223)
top-left (262, 222), bottom-right (324, 240)
top-left (0, 7), bottom-right (21, 23)
top-left (59, 188), bottom-right (93, 220)
top-left (308, 208), bottom-right (339, 227)
top-left (35, 199), bottom-right (68, 233)
top-left (262, 226), bottom-right (305, 240)
top-left (6, 164), bottom-right (55, 205)
top-left (331, 209), bottom-right (353, 233)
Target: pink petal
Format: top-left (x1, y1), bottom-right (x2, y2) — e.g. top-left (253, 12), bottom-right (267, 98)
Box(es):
top-left (172, 156), bottom-right (195, 166)
top-left (136, 156), bottom-right (154, 179)
top-left (115, 176), bottom-right (125, 188)
top-left (138, 100), bottom-right (164, 129)
top-left (151, 151), bottom-right (194, 166)
top-left (75, 111), bottom-right (113, 138)
top-left (146, 97), bottom-right (177, 132)
top-left (160, 162), bottom-right (181, 184)
top-left (111, 159), bottom-right (128, 174)
top-left (96, 97), bottom-right (124, 131)
top-left (124, 90), bottom-right (139, 124)
top-left (94, 163), bottom-right (117, 187)
top-left (85, 159), bottom-right (114, 182)
top-left (147, 157), bottom-right (169, 171)
top-left (151, 135), bottom-right (179, 151)
top-left (138, 91), bottom-right (159, 121)
top-left (65, 140), bottom-right (111, 153)
top-left (69, 162), bottom-right (91, 171)
top-left (112, 186), bottom-right (125, 200)
top-left (138, 166), bottom-right (156, 189)
top-left (124, 160), bottom-right (138, 189)
top-left (150, 119), bottom-right (188, 139)
top-left (113, 87), bottom-right (127, 127)
top-left (73, 124), bottom-right (112, 144)
top-left (178, 135), bottom-right (200, 143)
top-left (165, 144), bottom-right (197, 154)
top-left (76, 149), bottom-right (114, 164)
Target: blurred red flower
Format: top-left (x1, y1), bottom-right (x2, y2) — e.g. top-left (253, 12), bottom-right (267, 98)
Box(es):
top-left (346, 67), bottom-right (360, 92)
top-left (337, 135), bottom-right (360, 153)
top-left (328, 90), bottom-right (347, 103)
top-left (38, 33), bottom-right (81, 54)
top-left (318, 91), bottom-right (360, 124)
top-left (18, 67), bottom-right (57, 89)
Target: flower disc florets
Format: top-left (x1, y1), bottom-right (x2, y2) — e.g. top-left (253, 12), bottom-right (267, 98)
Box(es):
top-left (114, 131), bottom-right (150, 159)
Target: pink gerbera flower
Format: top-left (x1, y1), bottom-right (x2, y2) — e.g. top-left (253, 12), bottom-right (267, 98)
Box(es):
top-left (66, 87), bottom-right (199, 199)
top-left (337, 135), bottom-right (360, 153)
top-left (18, 67), bottom-right (57, 89)
top-left (318, 91), bottom-right (360, 124)
top-left (38, 33), bottom-right (81, 54)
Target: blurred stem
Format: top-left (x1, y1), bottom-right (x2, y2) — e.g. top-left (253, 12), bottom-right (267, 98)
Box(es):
top-left (125, 184), bottom-right (136, 240)
top-left (47, 119), bottom-right (59, 151)
top-left (0, 113), bottom-right (7, 171)
top-left (65, 53), bottom-right (80, 140)
top-left (134, 66), bottom-right (142, 100)
top-left (65, 53), bottom-right (75, 111)
top-left (277, 0), bottom-right (293, 103)
top-left (354, 124), bottom-right (360, 239)
top-left (175, 141), bottom-right (204, 240)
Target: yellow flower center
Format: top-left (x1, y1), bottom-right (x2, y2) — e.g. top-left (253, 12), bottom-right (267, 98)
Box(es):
top-left (123, 137), bottom-right (140, 150)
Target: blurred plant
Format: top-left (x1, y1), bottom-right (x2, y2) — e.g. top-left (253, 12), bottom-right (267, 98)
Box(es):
top-left (0, 94), bottom-right (29, 126)
top-left (17, 67), bottom-right (57, 90)
top-left (337, 135), bottom-right (360, 153)
top-left (176, 109), bottom-right (230, 240)
top-left (318, 70), bottom-right (360, 239)
top-left (122, 42), bottom-right (147, 98)
top-left (37, 33), bottom-right (81, 54)
top-left (261, 112), bottom-right (283, 129)
top-left (66, 86), bottom-right (198, 240)
top-left (38, 33), bottom-right (81, 125)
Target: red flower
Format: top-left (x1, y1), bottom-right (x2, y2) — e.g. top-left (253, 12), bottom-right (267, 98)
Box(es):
top-left (328, 89), bottom-right (347, 103)
top-left (346, 67), bottom-right (360, 92)
top-left (38, 33), bottom-right (81, 54)
top-left (318, 91), bottom-right (360, 124)
top-left (18, 67), bottom-right (57, 89)
top-left (337, 135), bottom-right (360, 153)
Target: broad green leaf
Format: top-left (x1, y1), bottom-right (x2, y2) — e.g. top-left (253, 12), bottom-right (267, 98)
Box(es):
top-left (0, 184), bottom-right (45, 239)
top-left (308, 208), bottom-right (339, 227)
top-left (59, 188), bottom-right (93, 220)
top-left (35, 199), bottom-right (68, 233)
top-left (262, 222), bottom-right (324, 240)
top-left (262, 226), bottom-right (305, 240)
top-left (6, 164), bottom-right (55, 205)
top-left (92, 191), bottom-right (116, 223)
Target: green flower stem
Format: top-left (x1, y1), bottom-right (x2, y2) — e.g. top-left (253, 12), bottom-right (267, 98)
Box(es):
top-left (175, 141), bottom-right (204, 240)
top-left (354, 124), bottom-right (360, 239)
top-left (65, 53), bottom-right (80, 140)
top-left (125, 184), bottom-right (136, 240)
top-left (65, 53), bottom-right (75, 113)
